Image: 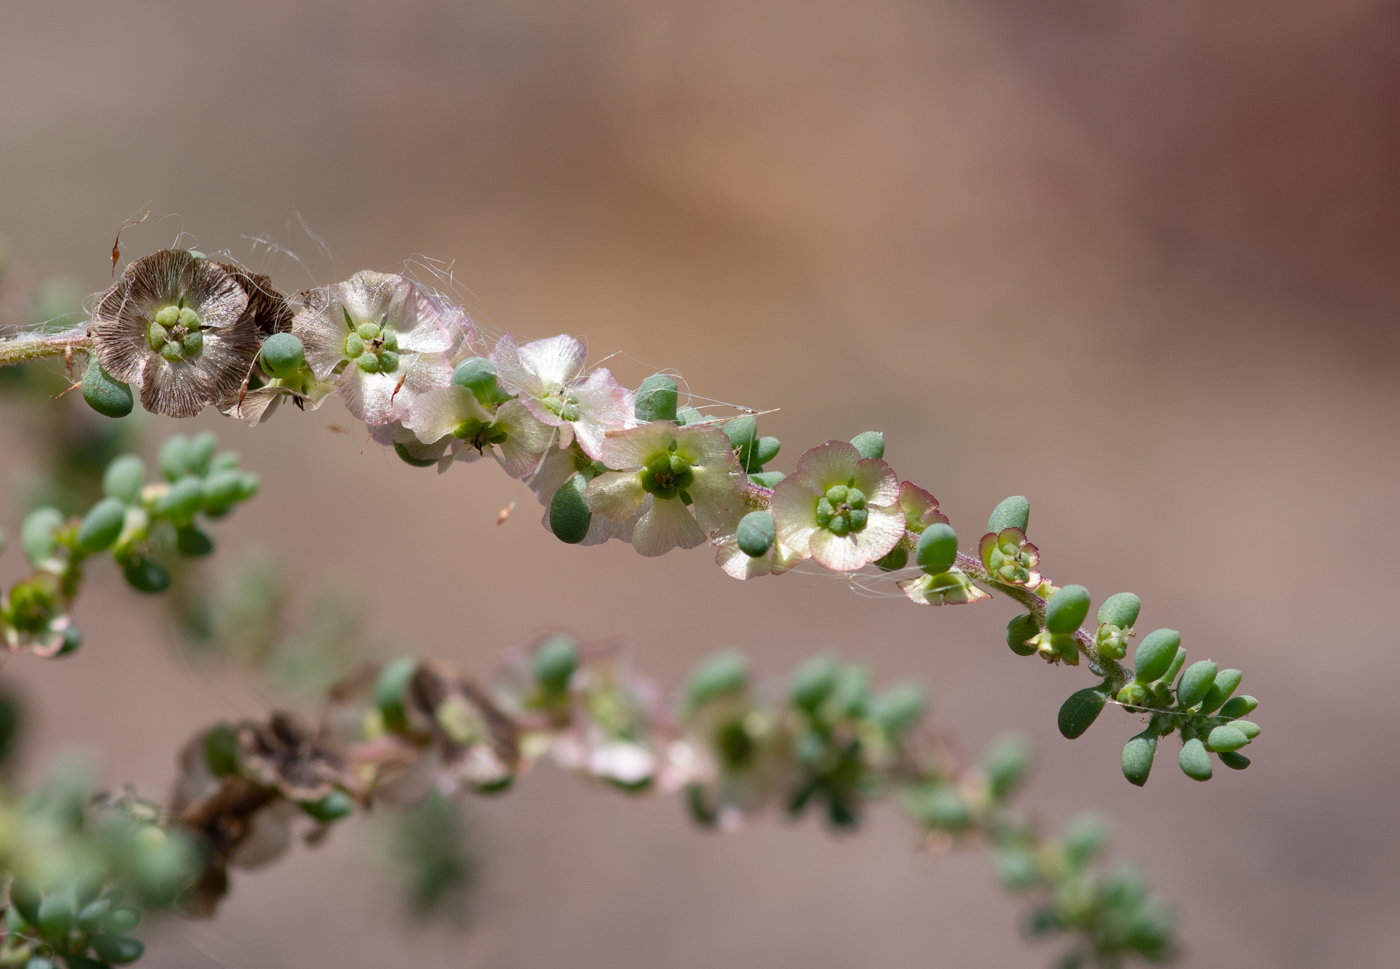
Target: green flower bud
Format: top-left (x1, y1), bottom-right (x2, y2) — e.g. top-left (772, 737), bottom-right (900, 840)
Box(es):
top-left (393, 441), bottom-right (439, 468)
top-left (377, 349), bottom-right (400, 373)
top-left (1133, 629), bottom-right (1180, 683)
top-left (1219, 695), bottom-right (1258, 719)
top-left (344, 332), bottom-right (365, 357)
top-left (1097, 592), bottom-right (1140, 629)
top-left (736, 510), bottom-right (776, 558)
top-left (1218, 750), bottom-right (1251, 771)
top-left (81, 360), bottom-right (134, 419)
top-left (747, 470), bottom-right (785, 488)
top-left (1198, 668), bottom-right (1242, 715)
top-left (790, 657), bottom-right (838, 711)
top-left (849, 430), bottom-right (884, 460)
top-left (356, 321), bottom-right (380, 340)
top-left (983, 735), bottom-right (1032, 799)
top-left (259, 333), bottom-right (306, 378)
top-left (686, 652), bottom-right (748, 709)
top-left (987, 495), bottom-right (1029, 534)
top-left (1045, 584), bottom-right (1091, 635)
top-left (176, 525), bottom-right (214, 557)
top-left (159, 435), bottom-right (189, 481)
top-left (374, 657), bottom-right (418, 730)
top-left (1121, 731), bottom-right (1157, 787)
top-left (186, 432), bottom-right (217, 477)
top-left (533, 636), bottom-right (578, 693)
top-left (77, 497), bottom-right (127, 553)
top-left (102, 454), bottom-right (146, 504)
top-left (1178, 737), bottom-right (1212, 781)
top-left (1176, 660), bottom-right (1217, 709)
top-left (1057, 686), bottom-right (1108, 740)
top-left (158, 475), bottom-right (206, 522)
top-left (1116, 682), bottom-right (1150, 708)
top-left (300, 790), bottom-right (355, 823)
top-left (159, 340), bottom-right (183, 361)
top-left (634, 374), bottom-right (678, 422)
top-left (914, 523), bottom-right (958, 575)
top-left (36, 894), bottom-right (73, 940)
top-left (154, 305), bottom-right (180, 327)
top-left (356, 352), bottom-right (381, 373)
top-left (875, 545), bottom-right (908, 572)
top-left (1005, 614), bottom-right (1040, 656)
top-left (1206, 725), bottom-right (1249, 753)
top-left (204, 723), bottom-right (239, 776)
top-left (869, 682), bottom-right (925, 737)
top-left (123, 557), bottom-right (170, 594)
top-left (91, 934), bottom-right (145, 965)
top-left (21, 507), bottom-right (64, 566)
top-left (549, 473), bottom-right (592, 544)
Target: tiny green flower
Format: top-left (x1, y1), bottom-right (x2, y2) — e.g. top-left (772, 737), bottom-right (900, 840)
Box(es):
top-left (771, 441), bottom-right (905, 572)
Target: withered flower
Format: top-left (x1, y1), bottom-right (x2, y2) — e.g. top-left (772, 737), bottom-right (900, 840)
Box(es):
top-left (90, 250), bottom-right (261, 418)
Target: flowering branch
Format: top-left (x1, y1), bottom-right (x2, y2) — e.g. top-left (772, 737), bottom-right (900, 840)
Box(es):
top-left (0, 249), bottom-right (1262, 786)
top-left (0, 329), bottom-right (89, 369)
top-left (0, 640), bottom-right (1176, 968)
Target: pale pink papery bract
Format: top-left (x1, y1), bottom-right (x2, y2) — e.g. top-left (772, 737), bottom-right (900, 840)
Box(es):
top-left (585, 423), bottom-right (745, 557)
top-left (771, 440), bottom-right (904, 572)
top-left (400, 385), bottom-right (556, 479)
top-left (291, 271), bottom-right (456, 427)
top-left (490, 334), bottom-right (635, 460)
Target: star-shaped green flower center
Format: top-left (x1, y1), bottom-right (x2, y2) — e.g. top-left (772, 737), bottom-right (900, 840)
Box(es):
top-left (641, 448), bottom-right (694, 501)
top-left (815, 483), bottom-right (868, 537)
top-left (148, 302), bottom-right (205, 362)
top-left (342, 310), bottom-right (401, 375)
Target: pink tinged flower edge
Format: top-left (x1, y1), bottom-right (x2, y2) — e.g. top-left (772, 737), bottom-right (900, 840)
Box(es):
top-left (771, 441), bottom-right (904, 572)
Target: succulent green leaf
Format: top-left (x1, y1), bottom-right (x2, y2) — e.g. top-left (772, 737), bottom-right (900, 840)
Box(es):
top-left (1218, 750), bottom-right (1251, 771)
top-left (914, 523), bottom-right (958, 575)
top-left (375, 657), bottom-right (418, 730)
top-left (747, 470), bottom-right (785, 488)
top-left (986, 495), bottom-right (1029, 534)
top-left (686, 652), bottom-right (748, 709)
top-left (186, 432), bottom-right (217, 477)
top-left (1057, 686), bottom-right (1108, 739)
top-left (1219, 695), bottom-right (1258, 719)
top-left (102, 454), bottom-right (146, 504)
top-left (158, 434), bottom-right (190, 482)
top-left (300, 790), bottom-right (355, 823)
top-left (1097, 592), bottom-right (1140, 629)
top-left (1206, 725), bottom-right (1249, 753)
top-left (36, 894), bottom-right (73, 939)
top-left (901, 783), bottom-right (970, 830)
top-left (91, 933), bottom-right (145, 966)
top-left (983, 734), bottom-right (1032, 799)
top-left (81, 359), bottom-right (134, 418)
top-left (723, 416), bottom-right (757, 452)
top-left (1005, 614), bottom-right (1040, 656)
top-left (1231, 719), bottom-right (1260, 740)
top-left (532, 636), bottom-right (578, 693)
top-left (1198, 668), bottom-right (1242, 715)
top-left (850, 431), bottom-right (884, 460)
top-left (549, 473), bottom-right (592, 544)
top-left (158, 475), bottom-right (206, 522)
top-left (122, 557), bottom-right (170, 594)
top-left (789, 657), bottom-right (838, 711)
top-left (175, 525), bottom-right (214, 557)
top-left (869, 682), bottom-right (925, 736)
top-left (20, 507), bottom-right (64, 566)
top-left (1133, 629), bottom-right (1181, 683)
top-left (1045, 584), bottom-right (1091, 635)
top-left (753, 436), bottom-right (781, 466)
top-left (77, 498), bottom-right (126, 553)
top-left (204, 723), bottom-right (239, 776)
top-left (874, 546), bottom-right (908, 572)
top-left (1176, 660), bottom-right (1218, 709)
top-left (1121, 732), bottom-right (1157, 787)
top-left (634, 374), bottom-right (679, 422)
top-left (1178, 737), bottom-right (1212, 781)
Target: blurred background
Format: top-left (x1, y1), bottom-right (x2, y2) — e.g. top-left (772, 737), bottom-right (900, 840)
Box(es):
top-left (1, 0), bottom-right (1398, 966)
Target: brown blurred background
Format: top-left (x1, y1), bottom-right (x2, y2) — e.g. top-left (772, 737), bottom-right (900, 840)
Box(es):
top-left (2, 0), bottom-right (1398, 966)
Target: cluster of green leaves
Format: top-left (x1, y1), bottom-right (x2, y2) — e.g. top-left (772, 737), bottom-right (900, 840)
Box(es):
top-left (0, 435), bottom-right (258, 655)
top-left (679, 651), bottom-right (1172, 967)
top-left (977, 497), bottom-right (1262, 786)
top-left (0, 771), bottom-right (198, 969)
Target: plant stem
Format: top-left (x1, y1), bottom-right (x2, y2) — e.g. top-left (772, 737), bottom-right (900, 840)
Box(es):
top-left (0, 329), bottom-right (91, 368)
